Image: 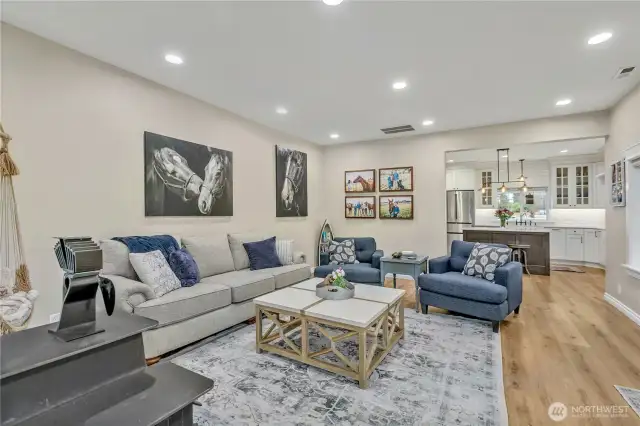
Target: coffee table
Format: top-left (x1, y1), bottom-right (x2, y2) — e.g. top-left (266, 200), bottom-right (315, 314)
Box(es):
top-left (253, 278), bottom-right (405, 389)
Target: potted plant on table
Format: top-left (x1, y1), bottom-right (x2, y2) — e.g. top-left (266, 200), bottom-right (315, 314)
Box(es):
top-left (317, 267), bottom-right (355, 300)
top-left (494, 208), bottom-right (514, 228)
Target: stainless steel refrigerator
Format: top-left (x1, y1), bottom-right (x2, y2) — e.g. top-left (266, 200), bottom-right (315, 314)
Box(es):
top-left (447, 190), bottom-right (475, 250)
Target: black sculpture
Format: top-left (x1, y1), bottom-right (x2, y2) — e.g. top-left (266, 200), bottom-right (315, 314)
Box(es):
top-left (50, 237), bottom-right (115, 341)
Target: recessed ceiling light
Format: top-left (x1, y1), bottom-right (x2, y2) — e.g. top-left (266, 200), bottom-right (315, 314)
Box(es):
top-left (330, 133), bottom-right (340, 139)
top-left (447, 160), bottom-right (454, 163)
top-left (561, 149), bottom-right (568, 153)
top-left (588, 32), bottom-right (612, 45)
top-left (322, 0), bottom-right (343, 5)
top-left (392, 81), bottom-right (407, 90)
top-left (422, 120), bottom-right (434, 126)
top-left (276, 107), bottom-right (288, 115)
top-left (164, 54), bottom-right (183, 65)
top-left (556, 99), bottom-right (572, 106)
top-left (502, 155), bottom-right (509, 158)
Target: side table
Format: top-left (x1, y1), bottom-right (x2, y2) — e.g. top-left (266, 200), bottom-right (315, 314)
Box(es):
top-left (380, 255), bottom-right (429, 313)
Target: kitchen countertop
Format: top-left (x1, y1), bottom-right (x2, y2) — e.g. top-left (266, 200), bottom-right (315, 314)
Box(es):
top-left (462, 226), bottom-right (550, 233)
top-left (543, 225), bottom-right (605, 230)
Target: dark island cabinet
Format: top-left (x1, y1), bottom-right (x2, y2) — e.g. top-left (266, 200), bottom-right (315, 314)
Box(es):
top-left (462, 230), bottom-right (550, 276)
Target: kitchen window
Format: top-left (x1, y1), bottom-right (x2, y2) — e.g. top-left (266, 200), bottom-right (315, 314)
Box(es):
top-left (498, 187), bottom-right (548, 220)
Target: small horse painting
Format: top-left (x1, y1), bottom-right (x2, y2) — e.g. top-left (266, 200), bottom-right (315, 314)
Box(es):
top-left (144, 132), bottom-right (233, 216)
top-left (275, 146), bottom-right (308, 217)
top-left (345, 169), bottom-right (375, 192)
top-left (345, 196), bottom-right (376, 219)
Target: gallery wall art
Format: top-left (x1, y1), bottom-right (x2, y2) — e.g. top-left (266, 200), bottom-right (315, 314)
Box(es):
top-left (345, 169), bottom-right (375, 193)
top-left (379, 195), bottom-right (414, 219)
top-left (345, 196), bottom-right (376, 219)
top-left (144, 131), bottom-right (233, 216)
top-left (611, 159), bottom-right (626, 207)
top-left (275, 146), bottom-right (308, 217)
top-left (379, 167), bottom-right (414, 192)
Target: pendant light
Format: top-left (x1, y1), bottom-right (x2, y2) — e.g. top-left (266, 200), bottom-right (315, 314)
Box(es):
top-left (518, 159), bottom-right (528, 192)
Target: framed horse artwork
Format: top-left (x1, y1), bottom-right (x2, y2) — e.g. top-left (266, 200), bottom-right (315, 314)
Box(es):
top-left (144, 132), bottom-right (233, 216)
top-left (345, 196), bottom-right (376, 219)
top-left (345, 169), bottom-right (375, 193)
top-left (379, 195), bottom-right (414, 219)
top-left (379, 166), bottom-right (414, 192)
top-left (275, 146), bottom-right (308, 217)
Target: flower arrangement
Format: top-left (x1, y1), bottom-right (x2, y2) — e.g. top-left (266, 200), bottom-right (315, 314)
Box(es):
top-left (494, 208), bottom-right (514, 227)
top-left (327, 267), bottom-right (348, 288)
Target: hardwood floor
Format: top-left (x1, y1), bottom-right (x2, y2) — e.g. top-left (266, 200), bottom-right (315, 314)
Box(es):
top-left (384, 269), bottom-right (640, 425)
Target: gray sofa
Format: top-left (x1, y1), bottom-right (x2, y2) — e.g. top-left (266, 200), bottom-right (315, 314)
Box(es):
top-left (99, 233), bottom-right (311, 358)
top-left (314, 237), bottom-right (383, 284)
top-left (418, 240), bottom-right (522, 332)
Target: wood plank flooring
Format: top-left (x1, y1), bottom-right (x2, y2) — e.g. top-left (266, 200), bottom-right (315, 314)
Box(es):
top-left (384, 269), bottom-right (640, 425)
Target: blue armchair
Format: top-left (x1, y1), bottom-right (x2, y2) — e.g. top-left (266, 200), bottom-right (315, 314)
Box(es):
top-left (418, 240), bottom-right (522, 332)
top-left (314, 237), bottom-right (383, 285)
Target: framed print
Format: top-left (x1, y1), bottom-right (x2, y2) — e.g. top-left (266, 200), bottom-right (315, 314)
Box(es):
top-left (379, 195), bottom-right (413, 219)
top-left (611, 159), bottom-right (626, 207)
top-left (345, 169), bottom-right (376, 193)
top-left (379, 166), bottom-right (414, 192)
top-left (345, 196), bottom-right (376, 219)
top-left (276, 146), bottom-right (308, 217)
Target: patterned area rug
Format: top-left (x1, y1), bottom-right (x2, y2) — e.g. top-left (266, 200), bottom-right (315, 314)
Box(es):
top-left (616, 386), bottom-right (640, 419)
top-left (173, 310), bottom-right (508, 426)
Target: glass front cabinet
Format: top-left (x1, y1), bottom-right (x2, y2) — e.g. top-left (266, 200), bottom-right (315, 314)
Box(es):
top-left (552, 164), bottom-right (592, 208)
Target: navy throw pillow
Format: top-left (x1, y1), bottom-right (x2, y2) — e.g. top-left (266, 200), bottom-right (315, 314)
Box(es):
top-left (169, 248), bottom-right (200, 287)
top-left (243, 237), bottom-right (283, 270)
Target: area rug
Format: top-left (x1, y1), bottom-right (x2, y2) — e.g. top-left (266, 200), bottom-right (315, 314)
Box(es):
top-left (173, 310), bottom-right (508, 426)
top-left (551, 265), bottom-right (585, 273)
top-left (615, 386), bottom-right (640, 418)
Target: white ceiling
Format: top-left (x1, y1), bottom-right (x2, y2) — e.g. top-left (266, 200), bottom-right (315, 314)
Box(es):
top-left (3, 1), bottom-right (640, 145)
top-left (446, 138), bottom-right (605, 164)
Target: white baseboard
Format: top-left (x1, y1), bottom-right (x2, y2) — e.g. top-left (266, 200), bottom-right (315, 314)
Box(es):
top-left (551, 259), bottom-right (605, 270)
top-left (604, 293), bottom-right (640, 327)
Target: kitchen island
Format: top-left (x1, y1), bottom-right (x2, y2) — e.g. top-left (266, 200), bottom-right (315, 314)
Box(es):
top-left (462, 227), bottom-right (550, 275)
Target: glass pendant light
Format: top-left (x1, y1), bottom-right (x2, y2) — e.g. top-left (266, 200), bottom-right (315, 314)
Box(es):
top-left (500, 183), bottom-right (507, 193)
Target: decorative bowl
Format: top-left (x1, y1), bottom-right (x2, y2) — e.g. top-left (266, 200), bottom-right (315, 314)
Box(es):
top-left (316, 280), bottom-right (355, 300)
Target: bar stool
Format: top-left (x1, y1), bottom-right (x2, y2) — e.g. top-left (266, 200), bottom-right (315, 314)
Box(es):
top-left (508, 244), bottom-right (531, 277)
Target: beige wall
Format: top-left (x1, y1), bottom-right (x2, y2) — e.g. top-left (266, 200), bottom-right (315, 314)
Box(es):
top-left (605, 83), bottom-right (640, 314)
top-left (323, 113), bottom-right (609, 258)
top-left (1, 25), bottom-right (325, 327)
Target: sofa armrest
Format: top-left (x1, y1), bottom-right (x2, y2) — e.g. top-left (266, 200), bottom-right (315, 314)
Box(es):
top-left (320, 253), bottom-right (330, 266)
top-left (494, 262), bottom-right (523, 313)
top-left (428, 256), bottom-right (451, 274)
top-left (293, 251), bottom-right (306, 264)
top-left (100, 274), bottom-right (156, 314)
top-left (371, 250), bottom-right (384, 269)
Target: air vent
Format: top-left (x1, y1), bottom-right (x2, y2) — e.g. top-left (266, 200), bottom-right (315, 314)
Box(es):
top-left (614, 66), bottom-right (635, 79)
top-left (380, 124), bottom-right (415, 135)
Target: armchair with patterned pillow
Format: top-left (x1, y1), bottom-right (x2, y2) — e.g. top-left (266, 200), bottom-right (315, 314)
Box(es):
top-left (418, 240), bottom-right (522, 332)
top-left (314, 237), bottom-right (384, 285)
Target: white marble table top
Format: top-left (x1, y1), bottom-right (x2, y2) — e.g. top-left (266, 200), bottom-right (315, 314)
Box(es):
top-left (293, 278), bottom-right (405, 305)
top-left (304, 298), bottom-right (388, 328)
top-left (253, 288), bottom-right (320, 313)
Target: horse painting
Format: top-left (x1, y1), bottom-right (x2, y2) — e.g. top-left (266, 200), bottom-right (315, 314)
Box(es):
top-left (276, 146), bottom-right (308, 217)
top-left (345, 197), bottom-right (376, 219)
top-left (144, 132), bottom-right (233, 216)
top-left (345, 169), bottom-right (376, 192)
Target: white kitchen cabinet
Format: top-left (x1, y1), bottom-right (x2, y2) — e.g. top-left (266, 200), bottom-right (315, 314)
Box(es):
top-left (565, 232), bottom-right (584, 261)
top-left (552, 164), bottom-right (592, 208)
top-left (584, 230), bottom-right (599, 264)
top-left (446, 169), bottom-right (476, 190)
top-left (598, 230), bottom-right (606, 266)
top-left (549, 228), bottom-right (567, 259)
top-left (477, 170), bottom-right (496, 207)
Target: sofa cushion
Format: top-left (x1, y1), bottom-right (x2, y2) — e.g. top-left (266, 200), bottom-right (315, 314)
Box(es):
top-left (243, 237), bottom-right (282, 270)
top-left (129, 250), bottom-right (181, 298)
top-left (418, 272), bottom-right (507, 304)
top-left (205, 270), bottom-right (275, 303)
top-left (100, 239), bottom-right (138, 280)
top-left (275, 239), bottom-right (294, 265)
top-left (328, 239), bottom-right (358, 264)
top-left (168, 248), bottom-right (200, 287)
top-left (314, 262), bottom-right (380, 284)
top-left (134, 280), bottom-right (231, 326)
top-left (462, 243), bottom-right (512, 282)
top-left (228, 233), bottom-right (268, 271)
top-left (334, 237), bottom-right (376, 263)
top-left (183, 235), bottom-right (235, 278)
top-left (270, 264), bottom-right (312, 289)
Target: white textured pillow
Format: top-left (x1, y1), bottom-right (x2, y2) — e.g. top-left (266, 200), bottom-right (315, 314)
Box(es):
top-left (129, 250), bottom-right (181, 297)
top-left (275, 239), bottom-right (294, 265)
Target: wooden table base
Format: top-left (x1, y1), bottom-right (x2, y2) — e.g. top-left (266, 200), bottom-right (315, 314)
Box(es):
top-left (255, 300), bottom-right (404, 389)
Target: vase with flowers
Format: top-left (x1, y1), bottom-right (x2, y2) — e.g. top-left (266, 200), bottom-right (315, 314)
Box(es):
top-left (317, 267), bottom-right (355, 300)
top-left (494, 208), bottom-right (514, 228)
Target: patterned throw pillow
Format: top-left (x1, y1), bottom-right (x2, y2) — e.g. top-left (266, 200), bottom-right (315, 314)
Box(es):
top-left (462, 243), bottom-right (512, 282)
top-left (328, 239), bottom-right (359, 265)
top-left (275, 239), bottom-right (294, 265)
top-left (168, 248), bottom-right (200, 287)
top-left (129, 250), bottom-right (181, 297)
